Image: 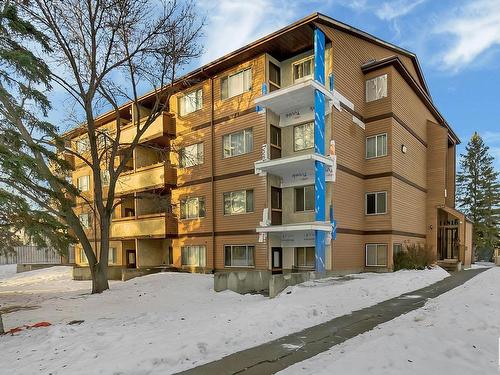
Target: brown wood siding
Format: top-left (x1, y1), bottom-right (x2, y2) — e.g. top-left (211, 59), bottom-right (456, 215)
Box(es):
top-left (172, 181), bottom-right (213, 235)
top-left (391, 178), bottom-right (426, 235)
top-left (334, 170), bottom-right (365, 230)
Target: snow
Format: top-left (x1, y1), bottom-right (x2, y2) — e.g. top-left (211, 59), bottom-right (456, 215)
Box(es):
top-left (0, 266), bottom-right (449, 375)
top-left (0, 264), bottom-right (16, 280)
top-left (280, 267), bottom-right (500, 375)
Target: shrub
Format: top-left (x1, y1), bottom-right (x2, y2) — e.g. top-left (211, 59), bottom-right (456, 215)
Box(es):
top-left (393, 243), bottom-right (435, 271)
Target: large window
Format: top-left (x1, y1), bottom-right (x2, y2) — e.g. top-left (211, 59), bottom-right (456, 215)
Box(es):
top-left (293, 56), bottom-right (314, 82)
top-left (295, 247), bottom-right (315, 268)
top-left (76, 136), bottom-right (90, 153)
top-left (294, 122), bottom-right (314, 151)
top-left (79, 248), bottom-right (88, 264)
top-left (366, 134), bottom-right (387, 159)
top-left (79, 213), bottom-right (92, 229)
top-left (295, 185), bottom-right (315, 212)
top-left (268, 62), bottom-right (281, 91)
top-left (366, 192), bottom-right (387, 215)
top-left (223, 128), bottom-right (253, 158)
top-left (224, 245), bottom-right (255, 267)
top-left (181, 245), bottom-right (206, 267)
top-left (221, 68), bottom-right (252, 100)
top-left (366, 244), bottom-right (388, 266)
top-left (180, 197), bottom-right (205, 220)
top-left (179, 88), bottom-right (203, 116)
top-left (179, 143), bottom-right (204, 168)
top-left (366, 74), bottom-right (388, 102)
top-left (224, 189), bottom-right (254, 215)
top-left (77, 175), bottom-right (90, 192)
top-left (108, 247), bottom-right (117, 265)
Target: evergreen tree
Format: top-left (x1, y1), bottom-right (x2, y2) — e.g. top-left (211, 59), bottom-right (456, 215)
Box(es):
top-left (0, 1), bottom-right (74, 256)
top-left (457, 132), bottom-right (500, 260)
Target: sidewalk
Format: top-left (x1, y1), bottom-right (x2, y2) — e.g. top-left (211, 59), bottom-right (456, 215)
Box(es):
top-left (177, 268), bottom-right (489, 375)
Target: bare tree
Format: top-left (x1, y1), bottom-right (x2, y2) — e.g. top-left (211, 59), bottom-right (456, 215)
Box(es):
top-left (4, 0), bottom-right (203, 293)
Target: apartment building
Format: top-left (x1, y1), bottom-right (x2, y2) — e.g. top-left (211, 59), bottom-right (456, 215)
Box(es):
top-left (67, 13), bottom-right (473, 280)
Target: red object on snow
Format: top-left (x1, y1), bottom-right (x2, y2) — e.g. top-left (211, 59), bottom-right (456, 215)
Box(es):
top-left (4, 322), bottom-right (52, 335)
top-left (30, 322), bottom-right (51, 328)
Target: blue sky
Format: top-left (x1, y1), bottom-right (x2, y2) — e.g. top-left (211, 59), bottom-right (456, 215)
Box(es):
top-left (191, 0), bottom-right (500, 167)
top-left (48, 0), bottom-right (500, 167)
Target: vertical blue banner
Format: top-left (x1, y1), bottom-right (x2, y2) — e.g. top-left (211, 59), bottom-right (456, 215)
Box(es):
top-left (314, 28), bottom-right (326, 273)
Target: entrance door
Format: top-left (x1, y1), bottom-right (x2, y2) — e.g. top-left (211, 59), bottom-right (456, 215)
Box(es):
top-left (126, 250), bottom-right (137, 268)
top-left (272, 247), bottom-right (283, 274)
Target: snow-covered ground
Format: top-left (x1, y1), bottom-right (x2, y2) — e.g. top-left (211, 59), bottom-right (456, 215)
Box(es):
top-left (280, 267), bottom-right (500, 375)
top-left (0, 264), bottom-right (16, 280)
top-left (0, 266), bottom-right (448, 375)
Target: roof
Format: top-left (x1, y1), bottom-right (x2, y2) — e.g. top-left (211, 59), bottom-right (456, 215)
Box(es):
top-left (64, 12), bottom-right (455, 142)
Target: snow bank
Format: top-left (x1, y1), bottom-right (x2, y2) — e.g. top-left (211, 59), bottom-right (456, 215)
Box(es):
top-left (0, 264), bottom-right (16, 280)
top-left (0, 266), bottom-right (449, 375)
top-left (280, 267), bottom-right (500, 375)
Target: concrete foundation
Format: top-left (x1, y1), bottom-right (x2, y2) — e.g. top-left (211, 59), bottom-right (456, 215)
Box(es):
top-left (73, 266), bottom-right (167, 281)
top-left (17, 264), bottom-right (57, 273)
top-left (214, 270), bottom-right (271, 294)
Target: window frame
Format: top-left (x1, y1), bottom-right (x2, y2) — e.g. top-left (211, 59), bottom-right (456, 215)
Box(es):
top-left (292, 56), bottom-right (314, 83)
top-left (101, 170), bottom-right (110, 186)
top-left (393, 243), bottom-right (403, 256)
top-left (366, 133), bottom-right (388, 159)
top-left (294, 185), bottom-right (315, 212)
top-left (365, 74), bottom-right (388, 102)
top-left (222, 128), bottom-right (253, 158)
top-left (179, 196), bottom-right (206, 220)
top-left (220, 68), bottom-right (252, 100)
top-left (77, 175), bottom-right (90, 192)
top-left (293, 122), bottom-right (314, 152)
top-left (365, 243), bottom-right (388, 267)
top-left (179, 88), bottom-right (203, 116)
top-left (79, 212), bottom-right (92, 229)
top-left (181, 245), bottom-right (206, 267)
top-left (365, 191), bottom-right (387, 215)
top-left (108, 247), bottom-right (117, 265)
top-left (179, 142), bottom-right (204, 168)
top-left (75, 136), bottom-right (90, 154)
top-left (79, 248), bottom-right (88, 264)
top-left (223, 189), bottom-right (254, 215)
top-left (294, 247), bottom-right (315, 268)
top-left (224, 244), bottom-right (255, 268)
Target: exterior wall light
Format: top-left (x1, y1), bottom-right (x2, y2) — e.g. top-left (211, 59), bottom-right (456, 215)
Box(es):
top-left (401, 144), bottom-right (407, 154)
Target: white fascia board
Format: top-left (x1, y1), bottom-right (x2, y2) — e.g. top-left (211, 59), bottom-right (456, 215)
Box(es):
top-left (256, 221), bottom-right (332, 233)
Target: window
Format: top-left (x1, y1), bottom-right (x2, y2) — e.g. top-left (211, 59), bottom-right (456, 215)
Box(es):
top-left (295, 185), bottom-right (315, 212)
top-left (179, 88), bottom-right (203, 116)
top-left (366, 134), bottom-right (387, 159)
top-left (224, 190), bottom-right (254, 215)
top-left (101, 170), bottom-right (110, 186)
top-left (366, 244), bottom-right (388, 266)
top-left (295, 247), bottom-right (315, 268)
top-left (79, 248), bottom-right (88, 264)
top-left (366, 192), bottom-right (387, 215)
top-left (270, 125), bottom-right (281, 147)
top-left (224, 245), bottom-right (254, 267)
top-left (366, 74), bottom-right (388, 102)
top-left (76, 136), bottom-right (90, 153)
top-left (393, 243), bottom-right (403, 256)
top-left (294, 122), bottom-right (314, 151)
top-left (223, 128), bottom-right (253, 158)
top-left (79, 213), bottom-right (92, 229)
top-left (179, 143), bottom-right (204, 168)
top-left (97, 129), bottom-right (109, 149)
top-left (293, 56), bottom-right (314, 82)
top-left (181, 245), bottom-right (206, 267)
top-left (180, 197), bottom-right (206, 220)
top-left (221, 68), bottom-right (252, 100)
top-left (269, 62), bottom-right (281, 91)
top-left (108, 247), bottom-right (116, 265)
top-left (77, 175), bottom-right (90, 192)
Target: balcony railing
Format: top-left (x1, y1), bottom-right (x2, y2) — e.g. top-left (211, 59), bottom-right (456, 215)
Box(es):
top-left (111, 213), bottom-right (177, 239)
top-left (116, 162), bottom-right (176, 195)
top-left (119, 112), bottom-right (175, 145)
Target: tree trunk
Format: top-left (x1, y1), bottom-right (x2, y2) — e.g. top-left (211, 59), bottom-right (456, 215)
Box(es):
top-left (91, 262), bottom-right (109, 294)
top-left (0, 312), bottom-right (4, 334)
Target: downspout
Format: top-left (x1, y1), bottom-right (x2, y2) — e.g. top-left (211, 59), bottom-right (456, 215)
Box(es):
top-left (210, 77), bottom-right (216, 273)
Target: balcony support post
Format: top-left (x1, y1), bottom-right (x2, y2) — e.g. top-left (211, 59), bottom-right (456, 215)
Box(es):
top-left (314, 27), bottom-right (326, 273)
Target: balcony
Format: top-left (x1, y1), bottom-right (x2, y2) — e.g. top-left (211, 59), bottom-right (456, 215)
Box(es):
top-left (116, 162), bottom-right (176, 195)
top-left (119, 112), bottom-right (175, 145)
top-left (254, 79), bottom-right (334, 127)
top-left (257, 220), bottom-right (333, 246)
top-left (111, 213), bottom-right (177, 239)
top-left (255, 148), bottom-right (336, 187)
